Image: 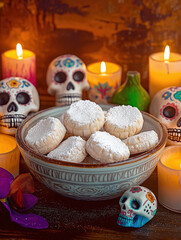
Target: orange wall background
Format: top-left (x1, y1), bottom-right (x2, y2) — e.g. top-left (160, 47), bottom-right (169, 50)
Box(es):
top-left (0, 0), bottom-right (181, 106)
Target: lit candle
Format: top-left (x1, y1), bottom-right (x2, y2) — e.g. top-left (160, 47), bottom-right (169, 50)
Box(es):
top-left (86, 61), bottom-right (122, 104)
top-left (1, 43), bottom-right (36, 86)
top-left (0, 134), bottom-right (20, 177)
top-left (157, 146), bottom-right (181, 212)
top-left (149, 46), bottom-right (181, 98)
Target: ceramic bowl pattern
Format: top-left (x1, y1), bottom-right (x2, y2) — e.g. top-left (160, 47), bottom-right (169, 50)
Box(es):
top-left (16, 105), bottom-right (168, 201)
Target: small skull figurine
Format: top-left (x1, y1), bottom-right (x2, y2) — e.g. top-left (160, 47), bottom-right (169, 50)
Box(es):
top-left (117, 186), bottom-right (157, 228)
top-left (46, 54), bottom-right (89, 106)
top-left (149, 86), bottom-right (181, 145)
top-left (0, 77), bottom-right (40, 135)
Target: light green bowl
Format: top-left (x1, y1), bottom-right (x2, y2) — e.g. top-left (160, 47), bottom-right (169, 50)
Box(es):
top-left (16, 105), bottom-right (167, 201)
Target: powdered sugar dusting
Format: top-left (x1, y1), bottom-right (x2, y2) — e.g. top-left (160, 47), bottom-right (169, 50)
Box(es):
top-left (106, 105), bottom-right (142, 127)
top-left (25, 117), bottom-right (61, 143)
top-left (89, 131), bottom-right (129, 155)
top-left (47, 136), bottom-right (87, 163)
top-left (66, 100), bottom-right (104, 125)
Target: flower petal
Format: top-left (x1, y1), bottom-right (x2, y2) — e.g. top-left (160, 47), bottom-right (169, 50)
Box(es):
top-left (9, 173), bottom-right (35, 196)
top-left (11, 209), bottom-right (49, 229)
top-left (0, 178), bottom-right (11, 198)
top-left (10, 189), bottom-right (24, 209)
top-left (21, 193), bottom-right (38, 211)
top-left (0, 167), bottom-right (14, 182)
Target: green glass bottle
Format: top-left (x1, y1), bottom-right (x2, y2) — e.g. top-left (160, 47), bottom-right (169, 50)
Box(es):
top-left (111, 71), bottom-right (150, 111)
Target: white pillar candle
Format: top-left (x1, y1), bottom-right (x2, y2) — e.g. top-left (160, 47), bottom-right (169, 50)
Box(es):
top-left (86, 61), bottom-right (122, 104)
top-left (149, 46), bottom-right (181, 99)
top-left (2, 43), bottom-right (36, 86)
top-left (157, 146), bottom-right (181, 213)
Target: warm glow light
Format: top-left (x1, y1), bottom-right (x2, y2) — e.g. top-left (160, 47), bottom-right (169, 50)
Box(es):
top-left (16, 43), bottom-right (23, 59)
top-left (164, 45), bottom-right (170, 62)
top-left (101, 61), bottom-right (106, 73)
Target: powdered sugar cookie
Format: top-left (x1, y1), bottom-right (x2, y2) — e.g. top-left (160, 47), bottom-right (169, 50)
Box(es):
top-left (64, 100), bottom-right (105, 139)
top-left (47, 136), bottom-right (87, 163)
top-left (86, 131), bottom-right (130, 163)
top-left (25, 117), bottom-right (66, 155)
top-left (104, 105), bottom-right (143, 139)
top-left (123, 130), bottom-right (159, 155)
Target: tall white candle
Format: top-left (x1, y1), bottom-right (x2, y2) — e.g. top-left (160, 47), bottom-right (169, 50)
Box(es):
top-left (149, 46), bottom-right (181, 98)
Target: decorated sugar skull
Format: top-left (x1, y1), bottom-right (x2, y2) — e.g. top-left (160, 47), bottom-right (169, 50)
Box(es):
top-left (117, 186), bottom-right (157, 228)
top-left (0, 77), bottom-right (40, 135)
top-left (149, 86), bottom-right (181, 145)
top-left (47, 54), bottom-right (89, 106)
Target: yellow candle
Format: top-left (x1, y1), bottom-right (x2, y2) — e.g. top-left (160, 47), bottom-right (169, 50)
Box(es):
top-left (2, 43), bottom-right (36, 86)
top-left (87, 61), bottom-right (122, 104)
top-left (0, 134), bottom-right (20, 177)
top-left (149, 46), bottom-right (181, 98)
top-left (157, 146), bottom-right (181, 212)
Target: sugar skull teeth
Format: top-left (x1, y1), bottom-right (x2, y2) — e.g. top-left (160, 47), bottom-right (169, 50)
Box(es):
top-left (168, 128), bottom-right (181, 142)
top-left (0, 114), bottom-right (26, 128)
top-left (117, 186), bottom-right (157, 228)
top-left (0, 77), bottom-right (40, 135)
top-left (56, 93), bottom-right (81, 106)
top-left (149, 86), bottom-right (181, 146)
top-left (46, 54), bottom-right (89, 106)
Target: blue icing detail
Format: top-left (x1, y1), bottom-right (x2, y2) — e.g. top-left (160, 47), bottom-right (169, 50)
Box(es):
top-left (162, 91), bottom-right (173, 101)
top-left (117, 213), bottom-right (150, 228)
top-left (21, 80), bottom-right (31, 88)
top-left (55, 60), bottom-right (62, 67)
top-left (63, 58), bottom-right (75, 68)
top-left (0, 82), bottom-right (5, 89)
top-left (76, 59), bottom-right (83, 67)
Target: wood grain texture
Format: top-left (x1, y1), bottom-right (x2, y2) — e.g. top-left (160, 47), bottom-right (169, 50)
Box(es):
top-left (0, 158), bottom-right (181, 240)
top-left (0, 0), bottom-right (181, 107)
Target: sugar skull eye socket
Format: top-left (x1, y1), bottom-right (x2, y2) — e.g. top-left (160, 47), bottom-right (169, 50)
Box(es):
top-left (0, 92), bottom-right (10, 106)
top-left (73, 71), bottom-right (84, 82)
top-left (131, 200), bottom-right (140, 210)
top-left (120, 196), bottom-right (127, 203)
top-left (54, 72), bottom-right (67, 83)
top-left (163, 106), bottom-right (176, 118)
top-left (16, 92), bottom-right (30, 105)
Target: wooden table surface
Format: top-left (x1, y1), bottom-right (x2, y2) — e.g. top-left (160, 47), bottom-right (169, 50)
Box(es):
top-left (0, 97), bottom-right (181, 240)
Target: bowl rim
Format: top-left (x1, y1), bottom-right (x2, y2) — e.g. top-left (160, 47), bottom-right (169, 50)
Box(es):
top-left (16, 105), bottom-right (168, 168)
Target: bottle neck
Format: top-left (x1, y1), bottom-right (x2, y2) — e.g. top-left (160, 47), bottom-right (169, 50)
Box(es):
top-left (126, 72), bottom-right (140, 86)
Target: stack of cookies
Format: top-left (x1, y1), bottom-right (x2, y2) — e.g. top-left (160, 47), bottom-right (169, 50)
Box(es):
top-left (25, 100), bottom-right (159, 164)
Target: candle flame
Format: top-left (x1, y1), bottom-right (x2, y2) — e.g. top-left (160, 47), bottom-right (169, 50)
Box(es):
top-left (16, 43), bottom-right (23, 59)
top-left (164, 45), bottom-right (170, 62)
top-left (101, 61), bottom-right (106, 73)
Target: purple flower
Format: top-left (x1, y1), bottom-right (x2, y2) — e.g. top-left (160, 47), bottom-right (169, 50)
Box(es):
top-left (0, 167), bottom-right (48, 229)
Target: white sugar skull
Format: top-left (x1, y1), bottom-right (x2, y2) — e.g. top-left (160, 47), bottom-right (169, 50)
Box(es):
top-left (0, 77), bottom-right (40, 135)
top-left (47, 54), bottom-right (89, 106)
top-left (117, 186), bottom-right (157, 228)
top-left (149, 86), bottom-right (181, 145)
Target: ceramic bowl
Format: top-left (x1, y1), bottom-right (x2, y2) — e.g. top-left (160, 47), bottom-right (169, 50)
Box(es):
top-left (16, 105), bottom-right (167, 201)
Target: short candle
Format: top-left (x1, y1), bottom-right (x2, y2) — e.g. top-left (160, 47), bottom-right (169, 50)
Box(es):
top-left (86, 61), bottom-right (122, 104)
top-left (0, 134), bottom-right (20, 177)
top-left (149, 45), bottom-right (181, 98)
top-left (2, 43), bottom-right (36, 86)
top-left (157, 146), bottom-right (181, 213)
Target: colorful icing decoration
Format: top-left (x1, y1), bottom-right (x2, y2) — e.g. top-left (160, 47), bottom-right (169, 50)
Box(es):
top-left (0, 77), bottom-right (40, 135)
top-left (47, 54), bottom-right (89, 106)
top-left (149, 86), bottom-right (181, 145)
top-left (117, 186), bottom-right (157, 228)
